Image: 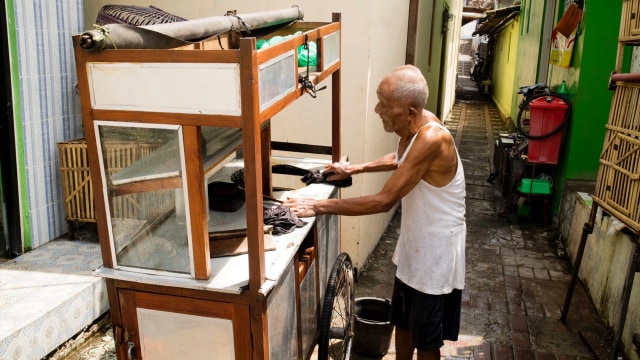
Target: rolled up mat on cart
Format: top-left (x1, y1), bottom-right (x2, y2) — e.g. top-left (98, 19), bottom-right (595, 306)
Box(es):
top-left (95, 5), bottom-right (187, 26)
top-left (79, 6), bottom-right (304, 51)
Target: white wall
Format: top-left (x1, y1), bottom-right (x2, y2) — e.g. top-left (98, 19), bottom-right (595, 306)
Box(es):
top-left (10, 0), bottom-right (85, 249)
top-left (82, 1), bottom-right (410, 268)
top-left (442, 0), bottom-right (463, 121)
top-left (566, 196), bottom-right (640, 360)
top-left (412, 0), bottom-right (462, 122)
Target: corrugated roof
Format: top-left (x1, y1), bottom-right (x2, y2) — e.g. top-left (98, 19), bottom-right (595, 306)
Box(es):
top-left (473, 5), bottom-right (520, 36)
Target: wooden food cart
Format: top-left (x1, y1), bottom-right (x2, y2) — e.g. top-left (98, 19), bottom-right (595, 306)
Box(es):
top-left (72, 8), bottom-right (353, 359)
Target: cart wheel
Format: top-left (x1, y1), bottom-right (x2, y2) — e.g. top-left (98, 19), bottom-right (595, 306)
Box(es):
top-left (318, 252), bottom-right (354, 360)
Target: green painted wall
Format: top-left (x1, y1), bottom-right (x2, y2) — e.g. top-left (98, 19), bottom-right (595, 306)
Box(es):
top-left (490, 19), bottom-right (520, 121)
top-left (550, 0), bottom-right (622, 211)
top-left (498, 0), bottom-right (622, 214)
top-left (5, 0), bottom-right (29, 250)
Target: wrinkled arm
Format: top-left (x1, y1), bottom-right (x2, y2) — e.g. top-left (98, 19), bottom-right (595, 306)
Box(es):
top-left (284, 127), bottom-right (448, 218)
top-left (324, 152), bottom-right (397, 181)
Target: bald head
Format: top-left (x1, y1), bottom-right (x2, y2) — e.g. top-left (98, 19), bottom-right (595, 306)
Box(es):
top-left (381, 65), bottom-right (429, 110)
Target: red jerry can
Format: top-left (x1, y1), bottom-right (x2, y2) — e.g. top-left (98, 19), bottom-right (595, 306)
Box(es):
top-left (527, 96), bottom-right (569, 164)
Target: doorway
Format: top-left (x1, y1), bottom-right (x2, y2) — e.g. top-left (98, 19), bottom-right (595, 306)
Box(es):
top-left (1, 1), bottom-right (22, 259)
top-left (437, 4), bottom-right (451, 118)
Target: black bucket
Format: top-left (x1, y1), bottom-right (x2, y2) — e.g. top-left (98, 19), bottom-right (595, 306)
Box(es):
top-left (352, 297), bottom-right (394, 357)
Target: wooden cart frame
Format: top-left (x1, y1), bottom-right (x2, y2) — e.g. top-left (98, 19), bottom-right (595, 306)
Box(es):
top-left (73, 12), bottom-right (354, 360)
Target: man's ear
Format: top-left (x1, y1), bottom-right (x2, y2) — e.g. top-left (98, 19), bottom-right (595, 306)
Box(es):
top-left (408, 106), bottom-right (418, 118)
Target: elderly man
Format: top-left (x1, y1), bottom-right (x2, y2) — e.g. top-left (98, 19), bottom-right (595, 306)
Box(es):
top-left (283, 64), bottom-right (466, 360)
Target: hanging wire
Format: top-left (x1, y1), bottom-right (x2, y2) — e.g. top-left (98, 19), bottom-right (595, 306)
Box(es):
top-left (298, 34), bottom-right (326, 98)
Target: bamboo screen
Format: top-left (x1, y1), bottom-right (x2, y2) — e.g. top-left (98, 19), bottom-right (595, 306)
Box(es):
top-left (619, 0), bottom-right (640, 43)
top-left (593, 81), bottom-right (640, 233)
top-left (58, 138), bottom-right (174, 223)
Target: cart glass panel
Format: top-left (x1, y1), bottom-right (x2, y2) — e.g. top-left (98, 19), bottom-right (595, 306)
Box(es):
top-left (259, 50), bottom-right (297, 111)
top-left (323, 31), bottom-right (341, 68)
top-left (267, 261), bottom-right (298, 360)
top-left (95, 122), bottom-right (192, 275)
top-left (137, 308), bottom-right (235, 359)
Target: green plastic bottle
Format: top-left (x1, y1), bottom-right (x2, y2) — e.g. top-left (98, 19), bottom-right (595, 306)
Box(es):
top-left (557, 80), bottom-right (568, 95)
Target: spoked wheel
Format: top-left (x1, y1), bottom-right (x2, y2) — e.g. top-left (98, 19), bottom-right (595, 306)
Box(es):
top-left (517, 103), bottom-right (532, 136)
top-left (318, 252), bottom-right (355, 360)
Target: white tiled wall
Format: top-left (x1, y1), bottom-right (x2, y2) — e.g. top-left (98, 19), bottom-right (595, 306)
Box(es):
top-left (13, 0), bottom-right (85, 248)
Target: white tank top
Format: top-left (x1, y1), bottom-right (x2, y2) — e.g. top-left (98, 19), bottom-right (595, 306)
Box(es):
top-left (392, 123), bottom-right (466, 294)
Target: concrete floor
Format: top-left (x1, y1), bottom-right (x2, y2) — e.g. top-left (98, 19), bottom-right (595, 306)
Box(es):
top-left (44, 79), bottom-right (612, 360)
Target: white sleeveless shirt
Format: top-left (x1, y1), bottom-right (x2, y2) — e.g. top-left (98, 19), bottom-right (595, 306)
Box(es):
top-left (392, 123), bottom-right (466, 294)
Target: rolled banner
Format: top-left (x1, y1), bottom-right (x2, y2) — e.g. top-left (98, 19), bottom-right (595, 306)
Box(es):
top-left (79, 6), bottom-right (304, 51)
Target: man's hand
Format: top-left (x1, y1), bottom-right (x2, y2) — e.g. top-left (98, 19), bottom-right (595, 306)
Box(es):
top-left (282, 197), bottom-right (318, 217)
top-left (323, 162), bottom-right (350, 182)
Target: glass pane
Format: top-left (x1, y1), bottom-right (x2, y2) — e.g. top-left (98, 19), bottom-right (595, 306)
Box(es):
top-left (259, 50), bottom-right (296, 110)
top-left (300, 260), bottom-right (317, 357)
top-left (137, 308), bottom-right (235, 360)
top-left (96, 123), bottom-right (191, 275)
top-left (323, 31), bottom-right (340, 68)
top-left (267, 261), bottom-right (297, 360)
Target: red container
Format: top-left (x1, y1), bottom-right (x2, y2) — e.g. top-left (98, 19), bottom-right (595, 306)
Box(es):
top-left (527, 96), bottom-right (569, 164)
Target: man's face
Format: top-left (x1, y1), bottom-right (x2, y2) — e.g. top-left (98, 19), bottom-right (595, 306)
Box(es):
top-left (375, 79), bottom-right (409, 134)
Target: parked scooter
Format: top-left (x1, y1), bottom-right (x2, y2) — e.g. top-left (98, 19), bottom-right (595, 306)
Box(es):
top-left (470, 38), bottom-right (489, 84)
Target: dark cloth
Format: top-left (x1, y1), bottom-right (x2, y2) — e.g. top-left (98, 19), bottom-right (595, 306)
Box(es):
top-left (301, 169), bottom-right (352, 187)
top-left (264, 205), bottom-right (307, 235)
top-left (389, 277), bottom-right (462, 351)
top-left (232, 165), bottom-right (352, 188)
top-left (272, 164), bottom-right (310, 176)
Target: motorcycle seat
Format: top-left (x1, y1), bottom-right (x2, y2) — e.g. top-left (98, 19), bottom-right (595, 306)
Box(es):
top-left (517, 83), bottom-right (547, 96)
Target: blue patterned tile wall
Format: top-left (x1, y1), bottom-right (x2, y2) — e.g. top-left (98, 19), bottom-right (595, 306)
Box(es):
top-left (13, 0), bottom-right (85, 248)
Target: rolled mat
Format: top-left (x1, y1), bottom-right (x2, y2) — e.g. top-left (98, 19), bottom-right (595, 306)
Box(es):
top-left (95, 5), bottom-right (187, 26)
top-left (79, 6), bottom-right (304, 52)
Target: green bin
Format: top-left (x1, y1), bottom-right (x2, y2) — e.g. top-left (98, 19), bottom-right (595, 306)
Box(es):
top-left (517, 178), bottom-right (552, 195)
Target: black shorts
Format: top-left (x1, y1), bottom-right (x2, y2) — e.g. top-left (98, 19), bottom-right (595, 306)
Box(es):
top-left (389, 277), bottom-right (462, 351)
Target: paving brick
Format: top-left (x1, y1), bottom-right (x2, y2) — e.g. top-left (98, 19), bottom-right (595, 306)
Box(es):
top-left (533, 268), bottom-right (550, 280)
top-left (542, 303), bottom-right (562, 319)
top-left (556, 355), bottom-right (578, 360)
top-left (535, 351), bottom-right (557, 360)
top-left (548, 270), bottom-right (570, 282)
top-left (514, 348), bottom-right (535, 360)
top-left (505, 275), bottom-right (521, 288)
top-left (525, 301), bottom-right (545, 317)
top-left (518, 267), bottom-right (535, 279)
top-left (504, 265), bottom-right (519, 277)
top-left (490, 297), bottom-right (509, 312)
top-left (493, 345), bottom-right (514, 360)
top-left (507, 286), bottom-right (522, 298)
top-left (474, 342), bottom-right (493, 360)
top-left (512, 330), bottom-right (532, 349)
top-left (510, 314), bottom-right (529, 332)
top-left (508, 299), bottom-right (527, 315)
